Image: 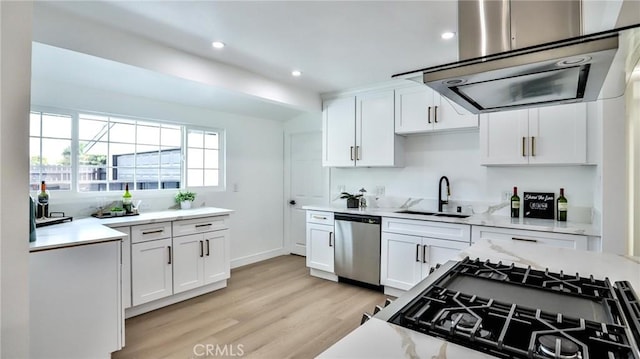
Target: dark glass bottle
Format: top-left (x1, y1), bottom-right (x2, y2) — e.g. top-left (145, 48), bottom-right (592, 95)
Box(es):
top-left (557, 188), bottom-right (567, 222)
top-left (510, 186), bottom-right (520, 218)
top-left (36, 180), bottom-right (49, 219)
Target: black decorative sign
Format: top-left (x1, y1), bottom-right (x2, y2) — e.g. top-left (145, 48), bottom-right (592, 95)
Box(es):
top-left (523, 192), bottom-right (555, 219)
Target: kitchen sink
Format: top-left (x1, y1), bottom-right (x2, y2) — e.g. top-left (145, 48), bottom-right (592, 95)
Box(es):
top-left (395, 210), bottom-right (470, 219)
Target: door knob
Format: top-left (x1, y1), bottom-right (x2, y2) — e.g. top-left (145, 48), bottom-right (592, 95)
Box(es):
top-left (289, 200), bottom-right (296, 205)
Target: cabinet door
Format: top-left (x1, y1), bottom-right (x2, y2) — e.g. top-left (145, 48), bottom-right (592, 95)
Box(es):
top-left (479, 109), bottom-right (529, 165)
top-left (422, 237), bottom-right (470, 275)
top-left (395, 85), bottom-right (435, 134)
top-left (306, 223), bottom-right (334, 273)
top-left (172, 234), bottom-right (204, 294)
top-left (528, 103), bottom-right (587, 165)
top-left (112, 226), bottom-right (131, 309)
top-left (131, 238), bottom-right (173, 306)
top-left (434, 95), bottom-right (479, 131)
top-left (203, 229), bottom-right (230, 284)
top-left (381, 232), bottom-right (423, 291)
top-left (322, 96), bottom-right (356, 167)
top-left (356, 90), bottom-right (397, 166)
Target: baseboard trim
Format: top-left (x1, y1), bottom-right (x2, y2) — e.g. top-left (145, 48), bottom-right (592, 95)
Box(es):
top-left (310, 268), bottom-right (338, 282)
top-left (231, 247), bottom-right (288, 269)
top-left (125, 280), bottom-right (227, 319)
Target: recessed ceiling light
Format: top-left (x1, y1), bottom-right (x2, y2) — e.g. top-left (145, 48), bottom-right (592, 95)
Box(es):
top-left (211, 41), bottom-right (225, 49)
top-left (291, 70), bottom-right (302, 77)
top-left (441, 32), bottom-right (456, 40)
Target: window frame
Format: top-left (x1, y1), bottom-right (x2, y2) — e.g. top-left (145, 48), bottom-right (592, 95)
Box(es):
top-left (29, 106), bottom-right (226, 197)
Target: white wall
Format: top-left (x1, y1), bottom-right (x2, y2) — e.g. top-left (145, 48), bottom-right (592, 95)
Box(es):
top-left (331, 130), bottom-right (598, 220)
top-left (0, 1), bottom-right (32, 357)
top-left (32, 79), bottom-right (287, 267)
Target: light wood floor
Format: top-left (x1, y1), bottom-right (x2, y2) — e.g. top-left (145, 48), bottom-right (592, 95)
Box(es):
top-left (112, 255), bottom-right (387, 359)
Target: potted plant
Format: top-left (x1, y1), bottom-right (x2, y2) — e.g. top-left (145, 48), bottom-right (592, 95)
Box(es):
top-left (110, 206), bottom-right (125, 217)
top-left (340, 192), bottom-right (362, 209)
top-left (175, 190), bottom-right (196, 209)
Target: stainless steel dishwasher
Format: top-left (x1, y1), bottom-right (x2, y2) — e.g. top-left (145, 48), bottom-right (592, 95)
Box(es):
top-left (334, 213), bottom-right (381, 287)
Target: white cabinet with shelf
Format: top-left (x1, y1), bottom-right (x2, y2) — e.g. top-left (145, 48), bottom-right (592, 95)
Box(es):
top-left (471, 226), bottom-right (588, 250)
top-left (480, 103), bottom-right (587, 165)
top-left (381, 217), bottom-right (471, 294)
top-left (306, 211), bottom-right (336, 280)
top-left (395, 85), bottom-right (478, 134)
top-left (322, 90), bottom-right (403, 167)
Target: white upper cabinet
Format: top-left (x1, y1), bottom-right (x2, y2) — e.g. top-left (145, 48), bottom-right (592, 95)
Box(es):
top-left (323, 89), bottom-right (403, 167)
top-left (395, 85), bottom-right (478, 134)
top-left (480, 103), bottom-right (587, 165)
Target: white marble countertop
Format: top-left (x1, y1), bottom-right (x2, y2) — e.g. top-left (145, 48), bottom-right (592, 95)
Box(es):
top-left (303, 205), bottom-right (600, 236)
top-left (31, 207), bottom-right (234, 252)
top-left (319, 241), bottom-right (640, 359)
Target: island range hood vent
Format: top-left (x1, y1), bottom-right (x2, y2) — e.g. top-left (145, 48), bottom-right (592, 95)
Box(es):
top-left (393, 0), bottom-right (622, 114)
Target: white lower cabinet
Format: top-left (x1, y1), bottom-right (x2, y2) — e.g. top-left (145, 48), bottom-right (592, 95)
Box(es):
top-left (173, 229), bottom-right (230, 294)
top-left (471, 226), bottom-right (588, 250)
top-left (306, 222), bottom-right (334, 273)
top-left (131, 237), bottom-right (173, 306)
top-left (381, 218), bottom-right (471, 292)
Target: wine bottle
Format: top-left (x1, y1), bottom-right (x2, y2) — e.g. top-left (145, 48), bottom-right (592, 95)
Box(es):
top-left (123, 183), bottom-right (132, 214)
top-left (557, 188), bottom-right (567, 222)
top-left (510, 186), bottom-right (520, 218)
top-left (37, 180), bottom-right (49, 219)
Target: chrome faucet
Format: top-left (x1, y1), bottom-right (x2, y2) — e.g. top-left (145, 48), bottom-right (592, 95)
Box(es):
top-left (438, 176), bottom-right (450, 212)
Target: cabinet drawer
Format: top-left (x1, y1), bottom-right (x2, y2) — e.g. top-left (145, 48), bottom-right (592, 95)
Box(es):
top-left (172, 215), bottom-right (229, 237)
top-left (471, 226), bottom-right (587, 250)
top-left (131, 222), bottom-right (172, 244)
top-left (306, 211), bottom-right (334, 225)
top-left (382, 217), bottom-right (471, 243)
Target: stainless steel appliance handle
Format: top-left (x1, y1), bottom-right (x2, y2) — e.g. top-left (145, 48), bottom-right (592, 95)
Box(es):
top-left (512, 237), bottom-right (538, 243)
top-left (427, 106), bottom-right (432, 123)
top-left (422, 245), bottom-right (428, 264)
top-left (206, 239), bottom-right (210, 256)
top-left (200, 240), bottom-right (204, 257)
top-left (415, 244), bottom-right (421, 262)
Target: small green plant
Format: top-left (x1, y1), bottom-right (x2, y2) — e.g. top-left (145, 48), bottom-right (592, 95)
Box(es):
top-left (110, 206), bottom-right (124, 212)
top-left (175, 190), bottom-right (196, 203)
top-left (339, 192), bottom-right (362, 200)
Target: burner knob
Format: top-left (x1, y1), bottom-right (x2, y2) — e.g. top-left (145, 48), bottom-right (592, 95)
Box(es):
top-left (360, 312), bottom-right (372, 325)
top-left (373, 305), bottom-right (383, 314)
top-left (384, 298), bottom-right (393, 307)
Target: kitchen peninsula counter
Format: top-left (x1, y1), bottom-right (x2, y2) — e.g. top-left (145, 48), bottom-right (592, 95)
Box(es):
top-left (318, 241), bottom-right (640, 358)
top-left (303, 205), bottom-right (600, 237)
top-left (31, 207), bottom-right (234, 252)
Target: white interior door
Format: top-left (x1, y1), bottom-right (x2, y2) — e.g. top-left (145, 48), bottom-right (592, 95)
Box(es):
top-left (286, 131), bottom-right (328, 256)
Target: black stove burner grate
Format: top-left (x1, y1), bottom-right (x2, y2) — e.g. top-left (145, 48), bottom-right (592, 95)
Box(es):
top-left (389, 258), bottom-right (639, 359)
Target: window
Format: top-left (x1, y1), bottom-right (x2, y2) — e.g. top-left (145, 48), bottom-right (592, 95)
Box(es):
top-left (29, 109), bottom-right (224, 193)
top-left (186, 129), bottom-right (221, 187)
top-left (30, 112), bottom-right (73, 191)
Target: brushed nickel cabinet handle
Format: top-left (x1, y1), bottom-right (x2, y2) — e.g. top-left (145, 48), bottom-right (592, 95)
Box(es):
top-left (168, 246), bottom-right (172, 265)
top-left (522, 137), bottom-right (527, 157)
top-left (200, 240), bottom-right (204, 257)
top-left (142, 229), bottom-right (164, 235)
top-left (531, 136), bottom-right (536, 156)
top-left (206, 239), bottom-right (210, 256)
top-left (512, 237), bottom-right (538, 243)
top-left (434, 106), bottom-right (438, 123)
top-left (350, 146), bottom-right (354, 161)
top-left (422, 245), bottom-right (428, 264)
top-left (195, 223), bottom-right (212, 228)
top-left (427, 106), bottom-right (432, 124)
top-left (415, 244), bottom-right (420, 262)
top-left (329, 232), bottom-right (333, 247)
top-left (356, 146), bottom-right (360, 161)
top-left (312, 215), bottom-right (327, 220)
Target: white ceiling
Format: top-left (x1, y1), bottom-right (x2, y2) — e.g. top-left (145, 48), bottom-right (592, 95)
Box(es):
top-left (33, 1), bottom-right (461, 119)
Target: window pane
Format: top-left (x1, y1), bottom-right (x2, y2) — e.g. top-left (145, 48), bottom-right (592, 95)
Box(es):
top-left (204, 133), bottom-right (218, 149)
top-left (187, 148), bottom-right (203, 169)
top-left (111, 143), bottom-right (136, 167)
top-left (188, 130), bottom-right (204, 148)
top-left (42, 138), bottom-right (71, 166)
top-left (30, 138), bottom-right (41, 165)
top-left (112, 166), bottom-right (135, 182)
top-left (79, 141), bottom-right (107, 166)
top-left (161, 127), bottom-right (181, 147)
top-left (79, 119), bottom-right (109, 141)
top-left (30, 113), bottom-right (40, 137)
top-left (204, 149), bottom-right (219, 169)
top-left (137, 125), bottom-right (160, 146)
top-left (41, 114), bottom-right (71, 139)
top-left (204, 169), bottom-right (218, 186)
top-left (187, 169), bottom-right (203, 187)
top-left (136, 145), bottom-right (160, 166)
top-left (160, 147), bottom-right (181, 167)
top-left (110, 122), bottom-right (136, 143)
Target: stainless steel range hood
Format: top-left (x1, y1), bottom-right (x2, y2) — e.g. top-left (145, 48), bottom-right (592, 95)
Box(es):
top-left (392, 1), bottom-right (639, 114)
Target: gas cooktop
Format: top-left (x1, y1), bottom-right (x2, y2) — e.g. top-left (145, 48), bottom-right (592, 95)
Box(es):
top-left (387, 258), bottom-right (640, 359)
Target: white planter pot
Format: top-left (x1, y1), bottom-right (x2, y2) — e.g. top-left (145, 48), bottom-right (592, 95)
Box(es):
top-left (180, 201), bottom-right (192, 210)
